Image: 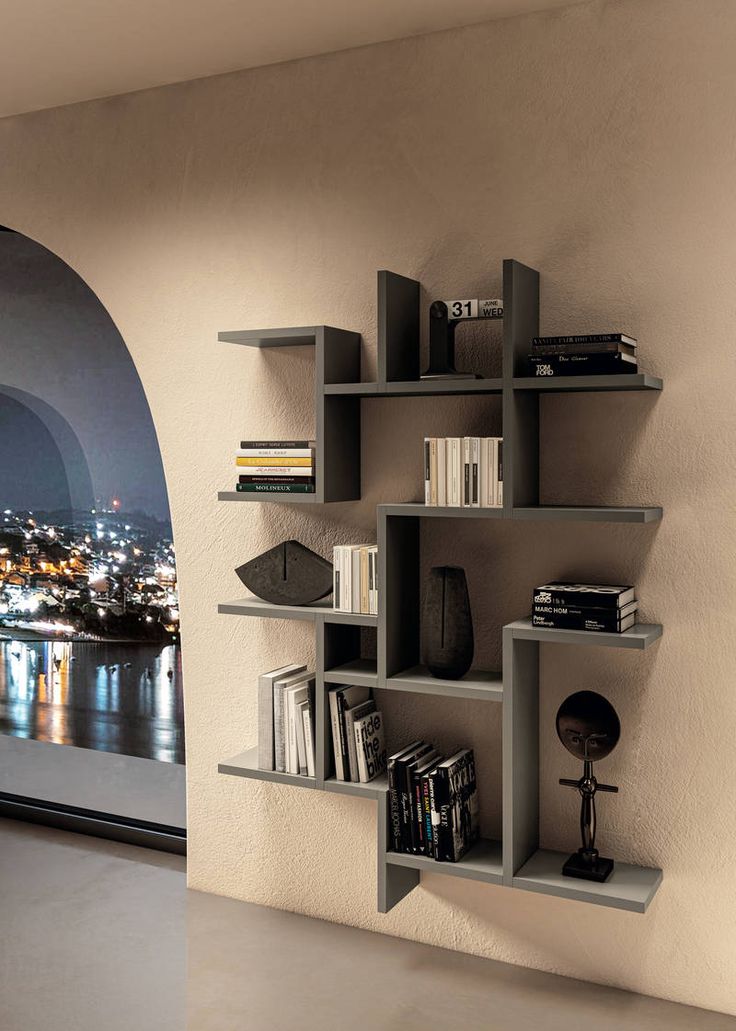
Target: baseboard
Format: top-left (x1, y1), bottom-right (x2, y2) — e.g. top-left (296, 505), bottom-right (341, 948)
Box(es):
top-left (0, 791), bottom-right (187, 856)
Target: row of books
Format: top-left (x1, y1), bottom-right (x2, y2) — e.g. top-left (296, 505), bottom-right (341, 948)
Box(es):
top-left (423, 437), bottom-right (503, 508)
top-left (333, 545), bottom-right (378, 614)
top-left (257, 664), bottom-right (316, 774)
top-left (527, 333), bottom-right (638, 377)
top-left (388, 742), bottom-right (479, 862)
top-left (532, 581), bottom-right (637, 633)
top-left (235, 440), bottom-right (316, 494)
top-left (329, 685), bottom-right (386, 783)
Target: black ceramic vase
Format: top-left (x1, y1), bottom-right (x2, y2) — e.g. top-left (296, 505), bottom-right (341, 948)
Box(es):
top-left (421, 565), bottom-right (474, 679)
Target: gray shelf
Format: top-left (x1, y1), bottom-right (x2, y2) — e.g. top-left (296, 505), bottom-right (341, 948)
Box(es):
top-left (513, 505), bottom-right (663, 523)
top-left (508, 617), bottom-right (662, 650)
top-left (386, 838), bottom-right (503, 885)
top-left (218, 491), bottom-right (319, 503)
top-left (218, 748), bottom-right (317, 789)
top-left (512, 849), bottom-right (662, 913)
top-left (324, 775), bottom-right (388, 799)
top-left (219, 326), bottom-right (321, 347)
top-left (324, 610), bottom-right (378, 627)
top-left (323, 658), bottom-right (378, 686)
top-left (219, 596), bottom-right (330, 622)
top-left (385, 665), bottom-right (503, 702)
top-left (513, 373), bottom-right (662, 392)
top-left (380, 503), bottom-right (504, 519)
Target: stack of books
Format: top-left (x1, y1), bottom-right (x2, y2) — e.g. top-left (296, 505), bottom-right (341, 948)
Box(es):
top-left (332, 545), bottom-right (378, 614)
top-left (527, 334), bottom-right (637, 377)
top-left (329, 685), bottom-right (385, 783)
top-left (424, 437), bottom-right (503, 507)
top-left (388, 742), bottom-right (479, 862)
top-left (257, 665), bottom-right (316, 775)
top-left (532, 582), bottom-right (638, 633)
top-left (236, 440), bottom-right (316, 494)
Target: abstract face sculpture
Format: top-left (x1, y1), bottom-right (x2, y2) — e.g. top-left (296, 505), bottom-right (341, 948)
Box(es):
top-left (236, 540), bottom-right (333, 607)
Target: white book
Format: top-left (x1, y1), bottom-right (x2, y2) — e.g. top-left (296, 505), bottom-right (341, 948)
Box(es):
top-left (284, 678), bottom-right (313, 774)
top-left (489, 438), bottom-right (498, 507)
top-left (437, 437), bottom-right (447, 506)
top-left (302, 705), bottom-right (315, 778)
top-left (497, 439), bottom-right (503, 507)
top-left (462, 437), bottom-right (470, 507)
top-left (470, 437), bottom-right (480, 507)
top-left (351, 547), bottom-right (361, 614)
top-left (345, 699), bottom-right (376, 781)
top-left (423, 438), bottom-right (432, 505)
top-left (273, 667), bottom-right (308, 772)
top-left (451, 438), bottom-right (462, 506)
top-left (295, 698), bottom-right (310, 775)
top-left (236, 465), bottom-right (314, 476)
top-left (237, 448), bottom-right (314, 458)
top-left (333, 546), bottom-right (341, 610)
top-left (257, 663), bottom-right (304, 771)
top-left (479, 438), bottom-right (489, 508)
top-left (368, 545), bottom-right (379, 615)
top-left (353, 710), bottom-right (387, 783)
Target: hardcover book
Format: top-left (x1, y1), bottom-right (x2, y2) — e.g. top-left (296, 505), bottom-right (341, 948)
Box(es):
top-left (433, 749), bottom-right (479, 862)
top-left (273, 668), bottom-right (311, 773)
top-left (533, 582), bottom-right (636, 609)
top-left (345, 699), bottom-right (376, 781)
top-left (236, 484), bottom-right (316, 493)
top-left (257, 663), bottom-right (305, 771)
top-left (387, 741), bottom-right (424, 852)
top-left (528, 353), bottom-right (637, 377)
top-left (329, 684), bottom-right (371, 780)
top-left (532, 611), bottom-right (636, 633)
top-left (353, 710), bottom-right (387, 783)
top-left (531, 333), bottom-right (637, 347)
top-left (240, 440), bottom-right (315, 449)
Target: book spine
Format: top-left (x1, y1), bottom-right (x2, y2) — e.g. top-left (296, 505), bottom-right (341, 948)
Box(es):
top-left (273, 685), bottom-right (286, 773)
top-left (355, 712), bottom-right (385, 783)
top-left (336, 692), bottom-right (350, 777)
top-left (429, 439), bottom-right (438, 506)
top-left (531, 334), bottom-right (634, 347)
top-left (303, 706), bottom-right (315, 778)
top-left (399, 761), bottom-right (415, 853)
top-left (239, 475), bottom-right (315, 484)
top-left (236, 484), bottom-right (316, 493)
top-left (424, 439), bottom-right (431, 506)
top-left (528, 354), bottom-right (637, 376)
top-left (434, 767), bottom-right (453, 862)
top-left (421, 774), bottom-right (434, 857)
top-left (497, 440), bottom-right (503, 507)
top-left (462, 437), bottom-right (470, 507)
top-left (388, 760), bottom-right (402, 852)
top-left (341, 547), bottom-right (352, 612)
top-left (470, 437), bottom-right (480, 507)
top-left (532, 611), bottom-right (634, 633)
top-left (351, 548), bottom-right (361, 614)
top-left (333, 547), bottom-right (341, 611)
top-left (533, 601), bottom-right (637, 620)
top-left (531, 341), bottom-right (636, 357)
top-left (237, 448), bottom-right (315, 458)
top-left (295, 701), bottom-right (308, 776)
top-left (286, 691), bottom-right (298, 775)
top-left (257, 675), bottom-right (275, 771)
top-left (235, 463), bottom-right (315, 474)
top-left (346, 709), bottom-right (361, 782)
top-left (437, 438), bottom-right (447, 506)
top-left (532, 587), bottom-right (631, 609)
top-left (240, 440), bottom-right (314, 448)
top-left (428, 771), bottom-right (441, 860)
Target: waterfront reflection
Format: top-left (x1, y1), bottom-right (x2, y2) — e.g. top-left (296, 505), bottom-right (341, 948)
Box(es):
top-left (0, 638), bottom-right (184, 764)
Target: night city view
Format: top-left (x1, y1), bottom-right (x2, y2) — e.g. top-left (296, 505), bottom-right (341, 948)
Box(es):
top-left (0, 229), bottom-right (184, 764)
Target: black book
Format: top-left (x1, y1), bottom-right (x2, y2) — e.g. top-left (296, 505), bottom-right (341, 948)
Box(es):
top-left (533, 582), bottom-right (636, 610)
top-left (533, 599), bottom-right (638, 620)
top-left (396, 743), bottom-right (434, 853)
top-left (240, 440), bottom-right (315, 448)
top-left (433, 749), bottom-right (479, 862)
top-left (532, 333), bottom-right (637, 347)
top-left (531, 341), bottom-right (636, 357)
top-left (387, 741), bottom-right (424, 852)
top-left (239, 475), bottom-right (316, 484)
top-left (409, 751), bottom-right (440, 855)
top-left (532, 610), bottom-right (636, 633)
top-left (527, 353), bottom-right (637, 377)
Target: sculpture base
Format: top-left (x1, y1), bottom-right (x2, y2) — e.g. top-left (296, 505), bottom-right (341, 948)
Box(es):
top-left (562, 851), bottom-right (614, 883)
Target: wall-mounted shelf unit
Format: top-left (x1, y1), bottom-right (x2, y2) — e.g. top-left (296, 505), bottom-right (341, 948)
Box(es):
top-left (217, 259), bottom-right (664, 916)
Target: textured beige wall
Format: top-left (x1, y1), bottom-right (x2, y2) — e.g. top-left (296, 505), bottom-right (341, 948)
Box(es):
top-left (1, 0), bottom-right (735, 1014)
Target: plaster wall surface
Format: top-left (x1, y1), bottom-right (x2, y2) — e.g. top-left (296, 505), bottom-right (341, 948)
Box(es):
top-left (0, 0), bottom-right (734, 1013)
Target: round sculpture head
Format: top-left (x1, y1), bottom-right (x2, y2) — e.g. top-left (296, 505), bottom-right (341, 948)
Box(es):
top-left (556, 690), bottom-right (620, 762)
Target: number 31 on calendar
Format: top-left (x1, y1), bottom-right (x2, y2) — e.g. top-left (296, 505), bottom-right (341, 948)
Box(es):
top-left (444, 299), bottom-right (504, 319)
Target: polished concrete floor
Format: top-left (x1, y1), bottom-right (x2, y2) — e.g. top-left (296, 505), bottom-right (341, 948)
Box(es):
top-left (0, 818), bottom-right (734, 1031)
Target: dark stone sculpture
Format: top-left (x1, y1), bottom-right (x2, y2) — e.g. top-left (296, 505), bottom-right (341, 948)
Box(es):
top-left (557, 690), bottom-right (621, 883)
top-left (236, 540), bottom-right (333, 606)
top-left (421, 565), bottom-right (474, 679)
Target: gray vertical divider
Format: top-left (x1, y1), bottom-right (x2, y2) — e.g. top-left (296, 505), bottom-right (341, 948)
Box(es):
top-left (502, 260), bottom-right (540, 512)
top-left (379, 508), bottom-right (420, 677)
top-left (377, 270), bottom-right (421, 386)
top-left (317, 327), bottom-right (362, 502)
top-left (377, 789), bottom-right (420, 913)
top-left (315, 615), bottom-right (327, 788)
top-left (502, 628), bottom-right (540, 884)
